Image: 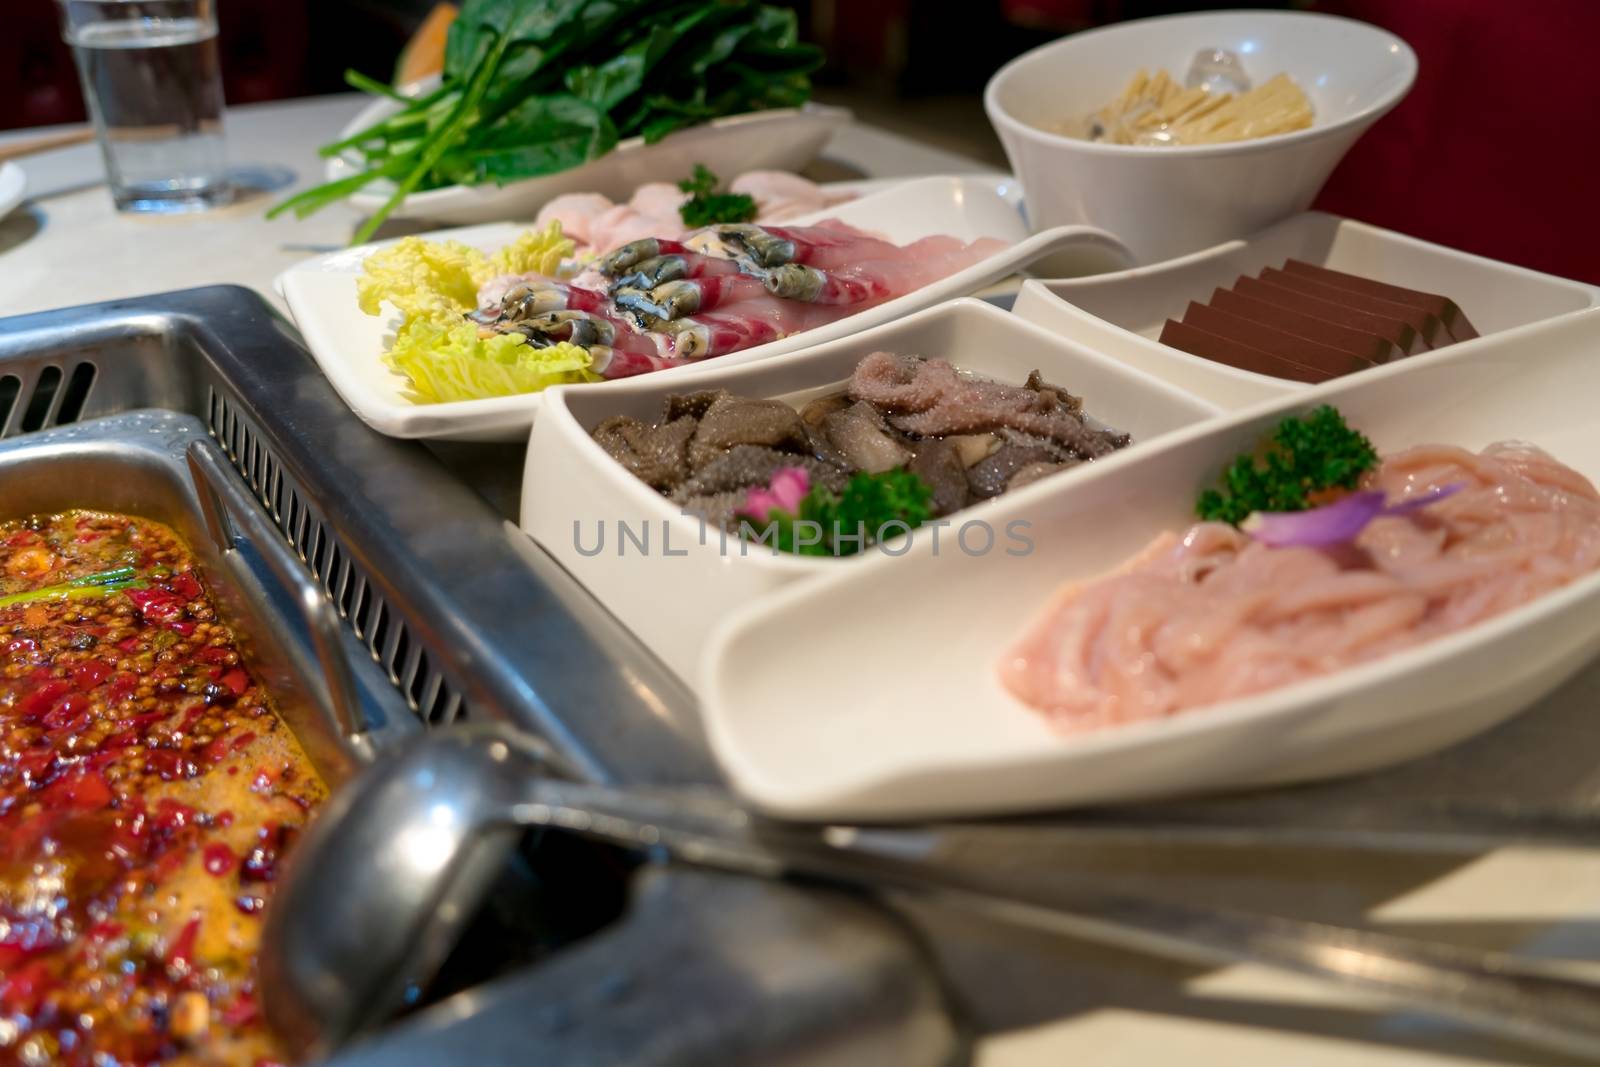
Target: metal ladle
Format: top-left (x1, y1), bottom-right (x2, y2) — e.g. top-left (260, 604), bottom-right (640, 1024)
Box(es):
top-left (261, 725), bottom-right (1600, 1062)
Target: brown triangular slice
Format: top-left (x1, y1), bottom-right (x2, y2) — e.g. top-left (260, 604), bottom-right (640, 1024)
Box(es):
top-left (1209, 287), bottom-right (1402, 364)
top-left (1181, 302), bottom-right (1374, 378)
top-left (1281, 259), bottom-right (1478, 342)
top-left (1258, 267), bottom-right (1449, 349)
top-left (1158, 319), bottom-right (1330, 383)
top-left (1235, 275), bottom-right (1424, 354)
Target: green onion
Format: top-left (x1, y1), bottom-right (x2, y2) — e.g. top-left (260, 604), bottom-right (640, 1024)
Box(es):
top-left (0, 566), bottom-right (145, 609)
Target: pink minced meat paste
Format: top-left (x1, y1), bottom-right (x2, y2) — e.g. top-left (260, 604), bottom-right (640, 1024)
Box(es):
top-left (1000, 442), bottom-right (1600, 730)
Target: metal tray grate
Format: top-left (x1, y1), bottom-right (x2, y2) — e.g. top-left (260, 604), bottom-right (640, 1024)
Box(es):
top-left (205, 385), bottom-right (465, 725)
top-left (0, 359), bottom-right (98, 435)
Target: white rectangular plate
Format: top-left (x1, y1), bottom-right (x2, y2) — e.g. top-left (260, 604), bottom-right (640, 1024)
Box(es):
top-left (280, 174), bottom-right (1132, 441)
top-left (700, 308), bottom-right (1600, 820)
top-left (330, 99), bottom-right (853, 227)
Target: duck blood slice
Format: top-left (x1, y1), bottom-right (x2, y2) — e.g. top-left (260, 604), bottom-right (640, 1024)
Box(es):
top-left (1233, 275), bottom-right (1425, 355)
top-left (1208, 287), bottom-right (1403, 364)
top-left (1180, 302), bottom-right (1376, 377)
top-left (1257, 267), bottom-right (1449, 349)
top-left (1281, 259), bottom-right (1478, 342)
top-left (1158, 319), bottom-right (1329, 382)
top-left (687, 394), bottom-right (811, 470)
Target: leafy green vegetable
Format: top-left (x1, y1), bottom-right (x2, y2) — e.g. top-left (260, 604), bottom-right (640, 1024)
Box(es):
top-left (354, 225), bottom-right (599, 403)
top-left (677, 164), bottom-right (757, 227)
top-left (0, 566), bottom-right (144, 610)
top-left (1196, 405), bottom-right (1379, 525)
top-left (270, 0), bottom-right (823, 243)
top-left (744, 469), bottom-right (935, 557)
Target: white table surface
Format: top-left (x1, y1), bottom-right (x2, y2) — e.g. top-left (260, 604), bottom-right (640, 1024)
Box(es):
top-left (3, 94), bottom-right (1600, 1067)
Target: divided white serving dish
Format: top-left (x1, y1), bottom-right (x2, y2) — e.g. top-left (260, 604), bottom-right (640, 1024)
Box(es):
top-left (521, 298), bottom-right (1220, 687)
top-left (699, 307), bottom-right (1600, 820)
top-left (1012, 211), bottom-right (1600, 409)
top-left (281, 174), bottom-right (1134, 441)
top-left (329, 96), bottom-right (853, 226)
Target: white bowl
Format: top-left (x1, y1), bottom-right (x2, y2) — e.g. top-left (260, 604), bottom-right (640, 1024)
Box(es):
top-left (521, 298), bottom-right (1219, 686)
top-left (280, 174), bottom-right (1134, 442)
top-left (329, 95), bottom-right (853, 227)
top-left (1012, 211), bottom-right (1600, 409)
top-left (984, 10), bottom-right (1417, 264)
top-left (700, 308), bottom-right (1600, 820)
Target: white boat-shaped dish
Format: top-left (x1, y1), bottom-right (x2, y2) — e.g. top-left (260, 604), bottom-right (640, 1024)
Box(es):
top-left (328, 95), bottom-right (853, 227)
top-left (700, 308), bottom-right (1600, 820)
top-left (1012, 211), bottom-right (1600, 409)
top-left (0, 162), bottom-right (26, 220)
top-left (521, 298), bottom-right (1219, 685)
top-left (280, 174), bottom-right (1134, 441)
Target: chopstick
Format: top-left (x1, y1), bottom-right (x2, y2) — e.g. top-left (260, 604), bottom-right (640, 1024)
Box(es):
top-left (0, 127), bottom-right (95, 164)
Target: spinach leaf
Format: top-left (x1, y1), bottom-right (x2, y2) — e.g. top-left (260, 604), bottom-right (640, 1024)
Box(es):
top-left (273, 0), bottom-right (825, 240)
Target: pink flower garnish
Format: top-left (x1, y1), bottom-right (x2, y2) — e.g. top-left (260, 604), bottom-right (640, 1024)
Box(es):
top-left (737, 466), bottom-right (811, 522)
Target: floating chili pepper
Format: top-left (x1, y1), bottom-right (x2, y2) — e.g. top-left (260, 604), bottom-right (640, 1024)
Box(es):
top-left (202, 843), bottom-right (236, 878)
top-left (165, 917), bottom-right (201, 977)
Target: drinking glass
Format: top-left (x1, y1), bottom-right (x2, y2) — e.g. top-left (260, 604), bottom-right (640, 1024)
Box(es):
top-left (56, 0), bottom-right (231, 213)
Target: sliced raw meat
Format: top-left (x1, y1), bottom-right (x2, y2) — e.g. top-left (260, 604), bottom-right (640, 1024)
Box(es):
top-left (535, 191), bottom-right (616, 246)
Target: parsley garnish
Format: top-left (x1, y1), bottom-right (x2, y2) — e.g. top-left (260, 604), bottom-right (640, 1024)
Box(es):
top-left (678, 164), bottom-right (758, 228)
top-left (1196, 405), bottom-right (1379, 525)
top-left (743, 468), bottom-right (934, 556)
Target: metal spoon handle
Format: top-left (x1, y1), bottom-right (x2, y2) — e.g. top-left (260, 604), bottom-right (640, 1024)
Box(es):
top-left (810, 847), bottom-right (1600, 1061)
top-left (521, 778), bottom-right (1600, 1060)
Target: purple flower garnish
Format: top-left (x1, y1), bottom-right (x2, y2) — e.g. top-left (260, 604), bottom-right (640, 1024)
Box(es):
top-left (1241, 483), bottom-right (1465, 547)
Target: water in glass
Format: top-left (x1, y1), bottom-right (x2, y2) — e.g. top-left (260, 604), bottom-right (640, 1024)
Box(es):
top-left (62, 1), bottom-right (230, 213)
